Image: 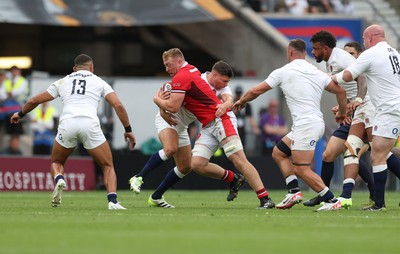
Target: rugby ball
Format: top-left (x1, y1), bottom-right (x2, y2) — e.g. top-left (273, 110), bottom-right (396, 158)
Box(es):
top-left (161, 82), bottom-right (172, 92)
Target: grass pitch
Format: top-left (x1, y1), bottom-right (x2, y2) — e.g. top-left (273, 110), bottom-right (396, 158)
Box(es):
top-left (0, 190), bottom-right (399, 254)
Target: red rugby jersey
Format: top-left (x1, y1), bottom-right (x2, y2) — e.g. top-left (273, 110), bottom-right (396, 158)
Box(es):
top-left (171, 62), bottom-right (229, 127)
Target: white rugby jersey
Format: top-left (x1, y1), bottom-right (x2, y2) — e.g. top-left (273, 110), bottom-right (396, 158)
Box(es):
top-left (326, 47), bottom-right (357, 100)
top-left (201, 72), bottom-right (233, 99)
top-left (346, 41), bottom-right (400, 111)
top-left (201, 72), bottom-right (235, 118)
top-left (47, 70), bottom-right (114, 122)
top-left (265, 59), bottom-right (331, 125)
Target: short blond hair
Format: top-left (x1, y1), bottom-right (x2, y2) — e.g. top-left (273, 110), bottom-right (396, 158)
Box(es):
top-left (162, 48), bottom-right (184, 61)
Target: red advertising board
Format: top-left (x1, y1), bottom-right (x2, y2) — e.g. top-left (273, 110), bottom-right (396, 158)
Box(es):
top-left (0, 156), bottom-right (95, 191)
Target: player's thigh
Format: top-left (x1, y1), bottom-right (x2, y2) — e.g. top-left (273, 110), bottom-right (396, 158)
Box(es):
top-left (291, 150), bottom-right (314, 165)
top-left (348, 122), bottom-right (366, 137)
top-left (51, 141), bottom-right (75, 164)
top-left (87, 141), bottom-right (113, 168)
top-left (173, 144), bottom-right (192, 171)
top-left (324, 136), bottom-right (346, 159)
top-left (158, 128), bottom-right (179, 153)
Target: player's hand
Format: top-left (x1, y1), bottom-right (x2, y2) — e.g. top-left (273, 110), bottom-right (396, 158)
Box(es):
top-left (347, 101), bottom-right (361, 112)
top-left (331, 105), bottom-right (339, 115)
top-left (124, 132), bottom-right (136, 150)
top-left (10, 112), bottom-right (21, 124)
top-left (215, 103), bottom-right (228, 118)
top-left (232, 100), bottom-right (246, 111)
top-left (155, 89), bottom-right (170, 100)
top-left (335, 112), bottom-right (347, 124)
top-left (160, 109), bottom-right (177, 126)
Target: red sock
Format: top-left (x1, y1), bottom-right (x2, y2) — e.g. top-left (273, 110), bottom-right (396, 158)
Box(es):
top-left (256, 188), bottom-right (269, 199)
top-left (221, 170), bottom-right (235, 183)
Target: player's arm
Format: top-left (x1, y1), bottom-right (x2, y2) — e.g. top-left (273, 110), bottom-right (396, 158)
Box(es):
top-left (348, 74), bottom-right (367, 111)
top-left (325, 80), bottom-right (348, 124)
top-left (153, 90), bottom-right (184, 113)
top-left (10, 90), bottom-right (54, 124)
top-left (232, 81), bottom-right (271, 110)
top-left (331, 69), bottom-right (354, 84)
top-left (105, 92), bottom-right (136, 148)
top-left (216, 93), bottom-right (233, 117)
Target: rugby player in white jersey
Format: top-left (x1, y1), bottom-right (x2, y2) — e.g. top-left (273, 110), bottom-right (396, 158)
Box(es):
top-left (191, 61), bottom-right (274, 206)
top-left (303, 30), bottom-right (374, 208)
top-left (337, 41), bottom-right (376, 208)
top-left (10, 54), bottom-right (136, 210)
top-left (233, 38), bottom-right (348, 211)
top-left (332, 24), bottom-right (400, 211)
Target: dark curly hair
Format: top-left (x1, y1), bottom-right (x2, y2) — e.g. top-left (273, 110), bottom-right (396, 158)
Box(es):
top-left (310, 30), bottom-right (337, 48)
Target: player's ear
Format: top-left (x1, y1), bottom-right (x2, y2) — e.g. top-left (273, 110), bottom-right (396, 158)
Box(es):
top-left (89, 63), bottom-right (94, 72)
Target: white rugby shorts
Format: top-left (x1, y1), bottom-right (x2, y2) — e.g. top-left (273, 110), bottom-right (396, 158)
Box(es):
top-left (56, 117), bottom-right (106, 149)
top-left (372, 110), bottom-right (400, 139)
top-left (352, 100), bottom-right (375, 129)
top-left (193, 112), bottom-right (238, 158)
top-left (287, 121), bottom-right (324, 151)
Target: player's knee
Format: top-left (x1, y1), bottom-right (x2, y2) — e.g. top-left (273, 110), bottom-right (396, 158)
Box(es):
top-left (322, 150), bottom-right (334, 162)
top-left (343, 135), bottom-right (364, 166)
top-left (190, 157), bottom-right (207, 172)
top-left (274, 141), bottom-right (291, 159)
top-left (163, 146), bottom-right (178, 158)
top-left (222, 138), bottom-right (243, 157)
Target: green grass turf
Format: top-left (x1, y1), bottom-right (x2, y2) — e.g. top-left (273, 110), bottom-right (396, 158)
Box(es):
top-left (0, 190), bottom-right (399, 254)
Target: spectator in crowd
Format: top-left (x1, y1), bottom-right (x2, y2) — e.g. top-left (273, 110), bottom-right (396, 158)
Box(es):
top-left (0, 70), bottom-right (6, 101)
top-left (2, 66), bottom-right (29, 151)
top-left (4, 66), bottom-right (29, 105)
top-left (308, 0), bottom-right (334, 13)
top-left (30, 101), bottom-right (58, 155)
top-left (284, 0), bottom-right (309, 15)
top-left (232, 85), bottom-right (260, 150)
top-left (341, 0), bottom-right (354, 14)
top-left (259, 0), bottom-right (278, 12)
top-left (0, 134), bottom-right (23, 155)
top-left (0, 70), bottom-right (7, 136)
top-left (260, 98), bottom-right (288, 155)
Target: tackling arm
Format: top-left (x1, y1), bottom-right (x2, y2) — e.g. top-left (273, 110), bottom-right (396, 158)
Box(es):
top-left (232, 81), bottom-right (271, 110)
top-left (215, 93), bottom-right (234, 117)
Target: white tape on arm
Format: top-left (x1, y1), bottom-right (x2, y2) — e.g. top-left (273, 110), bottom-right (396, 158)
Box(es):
top-left (335, 71), bottom-right (346, 85)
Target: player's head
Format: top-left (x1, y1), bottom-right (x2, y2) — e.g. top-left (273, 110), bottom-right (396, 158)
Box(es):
top-left (209, 60), bottom-right (234, 90)
top-left (162, 48), bottom-right (185, 77)
top-left (287, 38), bottom-right (306, 62)
top-left (73, 54), bottom-right (93, 72)
top-left (363, 24), bottom-right (385, 49)
top-left (344, 41), bottom-right (363, 59)
top-left (310, 30), bottom-right (337, 63)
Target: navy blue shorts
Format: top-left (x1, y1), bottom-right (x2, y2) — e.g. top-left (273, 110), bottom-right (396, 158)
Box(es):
top-left (332, 123), bottom-right (350, 140)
